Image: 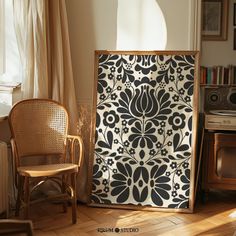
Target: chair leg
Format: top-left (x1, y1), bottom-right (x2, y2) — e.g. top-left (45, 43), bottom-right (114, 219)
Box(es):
top-left (62, 175), bottom-right (67, 213)
top-left (23, 177), bottom-right (30, 219)
top-left (15, 176), bottom-right (23, 217)
top-left (71, 173), bottom-right (77, 224)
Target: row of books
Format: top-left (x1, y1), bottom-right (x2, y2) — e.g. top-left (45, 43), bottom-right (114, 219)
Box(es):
top-left (200, 65), bottom-right (236, 85)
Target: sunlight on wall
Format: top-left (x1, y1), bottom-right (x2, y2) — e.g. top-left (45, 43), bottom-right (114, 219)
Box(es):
top-left (116, 0), bottom-right (167, 50)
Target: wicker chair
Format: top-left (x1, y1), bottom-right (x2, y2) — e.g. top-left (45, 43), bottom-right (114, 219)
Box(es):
top-left (8, 99), bottom-right (84, 224)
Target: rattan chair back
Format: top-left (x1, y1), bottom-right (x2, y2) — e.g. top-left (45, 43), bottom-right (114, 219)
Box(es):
top-left (9, 99), bottom-right (68, 158)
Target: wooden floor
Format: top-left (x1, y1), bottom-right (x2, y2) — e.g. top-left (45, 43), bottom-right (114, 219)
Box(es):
top-left (13, 190), bottom-right (236, 236)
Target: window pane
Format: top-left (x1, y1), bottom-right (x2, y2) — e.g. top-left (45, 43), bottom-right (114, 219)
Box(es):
top-left (0, 0), bottom-right (5, 75)
top-left (3, 0), bottom-right (21, 82)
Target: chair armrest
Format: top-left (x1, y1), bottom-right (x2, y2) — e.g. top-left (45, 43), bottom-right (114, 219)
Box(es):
top-left (66, 135), bottom-right (84, 167)
top-left (10, 138), bottom-right (20, 187)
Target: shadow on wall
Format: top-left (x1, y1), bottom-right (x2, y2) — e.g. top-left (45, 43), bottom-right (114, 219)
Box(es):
top-left (116, 0), bottom-right (167, 50)
top-left (156, 0), bottom-right (194, 50)
top-left (65, 0), bottom-right (118, 203)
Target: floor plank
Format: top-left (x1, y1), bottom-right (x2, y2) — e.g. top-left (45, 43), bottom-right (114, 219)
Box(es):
top-left (10, 190), bottom-right (236, 236)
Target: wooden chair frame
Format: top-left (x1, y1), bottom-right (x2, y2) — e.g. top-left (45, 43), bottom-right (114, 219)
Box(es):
top-left (8, 99), bottom-right (84, 224)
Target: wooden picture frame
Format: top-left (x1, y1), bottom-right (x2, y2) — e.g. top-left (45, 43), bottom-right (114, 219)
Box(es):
top-left (234, 3), bottom-right (236, 26)
top-left (202, 0), bottom-right (229, 41)
top-left (88, 51), bottom-right (200, 213)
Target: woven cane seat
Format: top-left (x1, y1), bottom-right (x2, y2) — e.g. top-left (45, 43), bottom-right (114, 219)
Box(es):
top-left (17, 163), bottom-right (78, 177)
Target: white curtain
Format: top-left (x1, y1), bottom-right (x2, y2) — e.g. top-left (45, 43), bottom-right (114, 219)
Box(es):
top-left (12, 0), bottom-right (78, 135)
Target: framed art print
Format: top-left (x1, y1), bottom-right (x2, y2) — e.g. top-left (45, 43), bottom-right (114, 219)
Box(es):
top-left (89, 51), bottom-right (199, 212)
top-left (202, 0), bottom-right (229, 41)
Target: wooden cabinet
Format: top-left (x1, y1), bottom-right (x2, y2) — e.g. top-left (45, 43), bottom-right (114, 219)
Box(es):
top-left (202, 131), bottom-right (236, 191)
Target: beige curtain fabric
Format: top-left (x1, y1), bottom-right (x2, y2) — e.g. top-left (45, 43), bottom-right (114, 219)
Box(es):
top-left (12, 0), bottom-right (78, 134)
top-left (13, 0), bottom-right (87, 202)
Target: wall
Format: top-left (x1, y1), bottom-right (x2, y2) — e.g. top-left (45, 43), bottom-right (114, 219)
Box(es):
top-left (201, 0), bottom-right (236, 66)
top-left (66, 0), bottom-right (199, 104)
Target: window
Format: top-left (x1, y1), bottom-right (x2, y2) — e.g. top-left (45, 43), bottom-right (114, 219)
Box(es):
top-left (0, 0), bottom-right (5, 75)
top-left (0, 0), bottom-right (21, 83)
top-left (0, 0), bottom-right (21, 106)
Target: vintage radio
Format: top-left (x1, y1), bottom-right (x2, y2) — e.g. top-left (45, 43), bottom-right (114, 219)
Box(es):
top-left (202, 86), bottom-right (236, 192)
top-left (204, 86), bottom-right (236, 130)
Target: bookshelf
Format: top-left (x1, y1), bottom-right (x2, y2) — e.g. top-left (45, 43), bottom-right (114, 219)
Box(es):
top-left (200, 0), bottom-right (236, 86)
top-left (200, 65), bottom-right (236, 85)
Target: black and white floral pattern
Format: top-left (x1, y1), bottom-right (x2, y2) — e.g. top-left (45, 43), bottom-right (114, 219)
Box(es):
top-left (91, 53), bottom-right (196, 209)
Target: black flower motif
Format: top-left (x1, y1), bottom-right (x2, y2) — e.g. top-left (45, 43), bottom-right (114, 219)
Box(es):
top-left (114, 128), bottom-right (120, 134)
top-left (124, 140), bottom-right (130, 147)
top-left (125, 81), bottom-right (131, 88)
top-left (101, 165), bottom-right (108, 172)
top-left (174, 183), bottom-right (180, 190)
top-left (156, 142), bottom-right (162, 148)
top-left (159, 82), bottom-right (166, 89)
top-left (129, 148), bottom-right (135, 155)
top-left (168, 112), bottom-right (186, 131)
top-left (167, 129), bottom-right (173, 136)
top-left (99, 94), bottom-right (105, 100)
top-left (160, 121), bottom-right (165, 127)
top-left (149, 149), bottom-right (156, 155)
top-left (158, 128), bottom-right (164, 135)
top-left (108, 73), bottom-right (114, 80)
top-left (170, 162), bottom-right (177, 169)
top-left (111, 163), bottom-right (133, 203)
top-left (183, 162), bottom-right (189, 169)
top-left (177, 67), bottom-right (182, 73)
top-left (104, 187), bottom-right (109, 193)
top-left (117, 74), bottom-right (122, 81)
top-left (178, 74), bottom-right (184, 81)
top-left (172, 191), bottom-right (177, 197)
top-left (167, 141), bottom-right (172, 146)
top-left (111, 93), bottom-right (118, 100)
top-left (123, 127), bottom-right (129, 133)
top-left (117, 147), bottom-right (124, 154)
top-left (176, 169), bottom-right (182, 176)
top-left (179, 88), bottom-right (185, 95)
top-left (122, 120), bottom-right (127, 126)
top-left (185, 96), bottom-right (191, 102)
top-left (161, 149), bottom-right (168, 156)
top-left (110, 66), bottom-right (116, 72)
top-left (107, 159), bottom-right (114, 166)
top-left (172, 95), bottom-right (179, 102)
top-left (150, 165), bottom-right (171, 206)
top-left (103, 110), bottom-right (119, 128)
top-left (129, 85), bottom-right (159, 119)
top-left (129, 121), bottom-right (157, 149)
